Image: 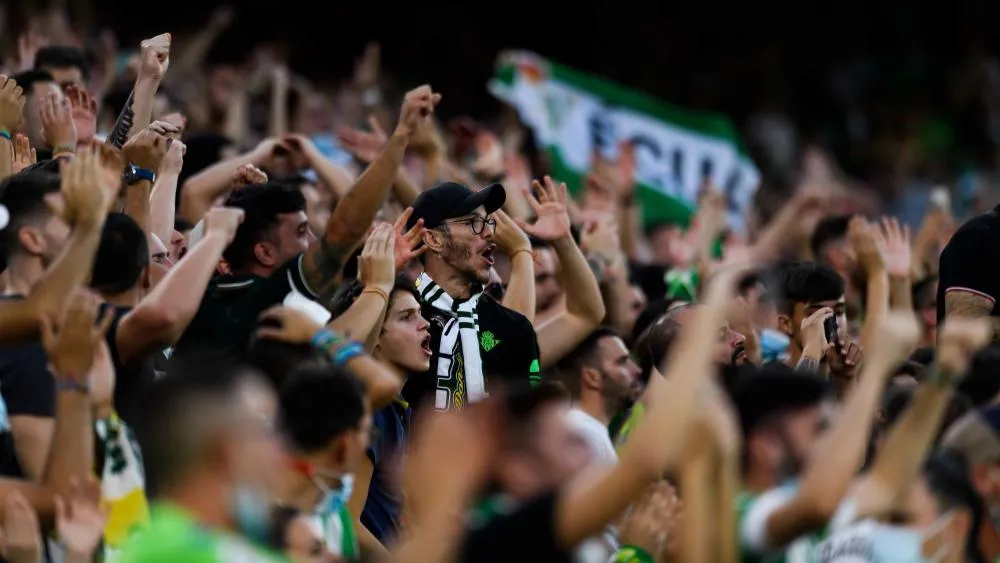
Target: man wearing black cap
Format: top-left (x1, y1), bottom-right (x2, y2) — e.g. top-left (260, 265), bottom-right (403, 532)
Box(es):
top-left (405, 181), bottom-right (540, 411)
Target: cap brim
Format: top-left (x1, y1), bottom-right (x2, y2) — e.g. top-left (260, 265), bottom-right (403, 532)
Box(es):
top-left (457, 183), bottom-right (506, 217)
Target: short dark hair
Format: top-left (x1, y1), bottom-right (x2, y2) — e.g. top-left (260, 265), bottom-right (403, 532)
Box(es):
top-left (278, 363), bottom-right (366, 454)
top-left (11, 69), bottom-right (54, 94)
top-left (222, 182), bottom-right (306, 270)
top-left (731, 362), bottom-right (830, 437)
top-left (0, 171), bottom-right (61, 257)
top-left (503, 381), bottom-right (571, 451)
top-left (556, 326), bottom-right (621, 397)
top-left (267, 505), bottom-right (301, 552)
top-left (774, 262), bottom-right (845, 315)
top-left (246, 332), bottom-right (323, 391)
top-left (810, 215), bottom-right (850, 260)
top-left (630, 298), bottom-right (678, 344)
top-left (34, 46), bottom-right (88, 79)
top-left (136, 366), bottom-right (264, 490)
top-left (329, 275), bottom-right (420, 320)
top-left (19, 159), bottom-right (62, 175)
top-left (90, 213), bottom-right (149, 295)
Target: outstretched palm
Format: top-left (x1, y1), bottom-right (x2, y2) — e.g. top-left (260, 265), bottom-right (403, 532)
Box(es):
top-left (876, 216), bottom-right (912, 278)
top-left (517, 176), bottom-right (572, 242)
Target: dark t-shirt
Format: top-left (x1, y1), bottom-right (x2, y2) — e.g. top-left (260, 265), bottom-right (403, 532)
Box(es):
top-left (460, 492), bottom-right (570, 563)
top-left (169, 254), bottom-right (319, 372)
top-left (0, 296), bottom-right (53, 478)
top-left (937, 206), bottom-right (1000, 323)
top-left (102, 304), bottom-right (157, 429)
top-left (360, 399), bottom-right (410, 544)
top-left (402, 293), bottom-right (540, 412)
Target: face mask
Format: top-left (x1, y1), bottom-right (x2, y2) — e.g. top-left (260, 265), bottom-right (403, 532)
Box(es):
top-left (760, 329), bottom-right (790, 362)
top-left (868, 511), bottom-right (955, 563)
top-left (232, 486), bottom-right (271, 543)
top-left (312, 469), bottom-right (354, 517)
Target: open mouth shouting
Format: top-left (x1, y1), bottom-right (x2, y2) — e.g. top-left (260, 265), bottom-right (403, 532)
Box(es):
top-left (481, 244), bottom-right (496, 267)
top-left (420, 334), bottom-right (433, 357)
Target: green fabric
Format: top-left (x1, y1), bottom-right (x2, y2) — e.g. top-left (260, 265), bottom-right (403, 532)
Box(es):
top-left (612, 545), bottom-right (655, 563)
top-left (735, 489), bottom-right (827, 563)
top-left (119, 503), bottom-right (285, 563)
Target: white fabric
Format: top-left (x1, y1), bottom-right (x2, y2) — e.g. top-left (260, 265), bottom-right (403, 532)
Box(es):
top-left (416, 273), bottom-right (487, 405)
top-left (742, 485), bottom-right (798, 553)
top-left (565, 408), bottom-right (618, 466)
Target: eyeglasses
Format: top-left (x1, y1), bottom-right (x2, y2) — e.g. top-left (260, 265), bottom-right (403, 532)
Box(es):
top-left (447, 215), bottom-right (497, 235)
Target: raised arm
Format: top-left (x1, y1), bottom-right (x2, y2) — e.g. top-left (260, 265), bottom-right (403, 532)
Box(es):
top-left (106, 34), bottom-right (169, 148)
top-left (1, 149), bottom-right (109, 342)
top-left (147, 135), bottom-right (185, 246)
top-left (492, 210), bottom-right (535, 322)
top-left (0, 75), bottom-right (25, 181)
top-left (525, 178), bottom-right (606, 368)
top-left (852, 316), bottom-right (989, 520)
top-left (300, 86), bottom-right (440, 300)
top-left (115, 207), bottom-right (243, 364)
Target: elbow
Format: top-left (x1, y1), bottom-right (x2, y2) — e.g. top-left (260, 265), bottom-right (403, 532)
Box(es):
top-left (370, 377), bottom-right (404, 408)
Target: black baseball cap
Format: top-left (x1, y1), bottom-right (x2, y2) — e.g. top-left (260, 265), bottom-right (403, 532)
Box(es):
top-left (406, 182), bottom-right (506, 230)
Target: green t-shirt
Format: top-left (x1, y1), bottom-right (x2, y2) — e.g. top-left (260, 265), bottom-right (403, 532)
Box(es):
top-left (118, 503), bottom-right (286, 563)
top-left (169, 254), bottom-right (321, 369)
top-left (737, 486), bottom-right (828, 563)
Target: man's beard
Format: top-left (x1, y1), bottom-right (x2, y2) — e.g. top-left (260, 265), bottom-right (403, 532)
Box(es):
top-left (442, 236), bottom-right (486, 285)
top-left (600, 375), bottom-right (631, 417)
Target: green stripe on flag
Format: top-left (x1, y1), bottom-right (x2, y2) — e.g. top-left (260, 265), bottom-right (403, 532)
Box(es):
top-left (489, 51), bottom-right (759, 232)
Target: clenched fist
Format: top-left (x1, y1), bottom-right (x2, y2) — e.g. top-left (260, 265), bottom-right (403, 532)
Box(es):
top-left (139, 33), bottom-right (171, 81)
top-left (394, 85), bottom-right (441, 140)
top-left (204, 207), bottom-right (245, 245)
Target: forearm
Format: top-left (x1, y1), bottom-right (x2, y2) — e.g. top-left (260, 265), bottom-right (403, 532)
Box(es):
top-left (123, 181), bottom-right (152, 235)
top-left (0, 137), bottom-right (13, 181)
top-left (889, 275), bottom-right (913, 311)
top-left (601, 262), bottom-right (635, 336)
top-left (501, 251), bottom-right (536, 323)
top-left (619, 202), bottom-right (642, 259)
top-left (391, 168), bottom-right (422, 208)
top-left (328, 293), bottom-right (390, 347)
top-left (859, 271), bottom-right (889, 353)
top-left (679, 440), bottom-right (713, 563)
top-left (106, 77), bottom-right (158, 148)
top-left (553, 236), bottom-right (605, 324)
top-left (268, 78), bottom-right (289, 138)
top-left (308, 150), bottom-right (354, 199)
top-left (342, 356), bottom-right (403, 410)
top-left (325, 133), bottom-right (407, 247)
top-left (178, 151), bottom-right (257, 223)
top-left (42, 389), bottom-right (93, 500)
top-left (149, 170), bottom-right (180, 245)
top-left (797, 354), bottom-right (892, 513)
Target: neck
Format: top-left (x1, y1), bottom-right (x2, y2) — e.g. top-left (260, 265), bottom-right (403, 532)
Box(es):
top-left (577, 393), bottom-right (611, 426)
top-left (3, 255), bottom-right (45, 296)
top-left (424, 260), bottom-right (474, 300)
top-left (102, 287), bottom-right (141, 308)
top-left (273, 465), bottom-right (323, 514)
top-left (161, 472), bottom-right (235, 533)
top-left (374, 359), bottom-right (410, 386)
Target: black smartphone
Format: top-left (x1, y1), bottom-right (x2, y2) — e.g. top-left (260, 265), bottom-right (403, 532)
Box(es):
top-left (823, 316), bottom-right (839, 345)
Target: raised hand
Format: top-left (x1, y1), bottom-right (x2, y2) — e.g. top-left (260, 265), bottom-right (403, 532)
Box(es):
top-left (336, 115), bottom-right (387, 164)
top-left (799, 307), bottom-right (834, 361)
top-left (0, 491), bottom-right (42, 563)
top-left (16, 32), bottom-right (48, 73)
top-left (876, 311), bottom-right (922, 366)
top-left (41, 289), bottom-right (114, 381)
top-left (59, 147), bottom-right (108, 229)
top-left (147, 120), bottom-right (182, 140)
top-left (848, 216), bottom-right (884, 275)
top-left (63, 84), bottom-right (97, 143)
top-left (392, 208), bottom-right (426, 270)
top-left (0, 75), bottom-right (25, 134)
top-left (517, 176), bottom-right (572, 242)
top-left (469, 131), bottom-right (505, 179)
top-left (159, 137), bottom-right (185, 175)
top-left (256, 306), bottom-right (323, 345)
top-left (203, 206), bottom-right (245, 245)
top-left (617, 481), bottom-right (680, 559)
top-left (139, 33), bottom-right (171, 82)
top-left (937, 317), bottom-right (991, 377)
top-left (493, 209), bottom-right (531, 257)
top-left (55, 476), bottom-right (105, 560)
top-left (158, 113), bottom-right (187, 140)
top-left (122, 127), bottom-right (170, 171)
top-left (11, 134), bottom-right (36, 174)
top-left (875, 216), bottom-right (912, 278)
top-left (353, 42), bottom-right (381, 90)
top-left (394, 85), bottom-right (441, 141)
top-left (231, 163), bottom-right (268, 187)
top-left (40, 90), bottom-right (76, 151)
top-left (358, 223), bottom-right (396, 291)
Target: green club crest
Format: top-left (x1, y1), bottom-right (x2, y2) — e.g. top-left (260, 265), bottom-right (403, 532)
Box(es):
top-left (480, 331), bottom-right (500, 352)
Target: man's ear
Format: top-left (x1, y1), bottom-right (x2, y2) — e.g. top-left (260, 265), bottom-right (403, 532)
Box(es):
top-left (581, 366), bottom-right (602, 391)
top-left (17, 226), bottom-right (45, 256)
top-left (422, 229), bottom-right (445, 255)
top-left (253, 242), bottom-right (277, 268)
top-left (777, 314), bottom-right (793, 337)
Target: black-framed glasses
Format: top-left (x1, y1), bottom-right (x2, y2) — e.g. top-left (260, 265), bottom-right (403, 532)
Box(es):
top-left (448, 215), bottom-right (497, 235)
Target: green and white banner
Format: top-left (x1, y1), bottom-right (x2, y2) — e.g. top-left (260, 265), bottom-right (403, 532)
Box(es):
top-left (488, 51), bottom-right (759, 233)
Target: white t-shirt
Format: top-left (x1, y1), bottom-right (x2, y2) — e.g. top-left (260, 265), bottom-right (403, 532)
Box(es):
top-left (565, 408), bottom-right (618, 466)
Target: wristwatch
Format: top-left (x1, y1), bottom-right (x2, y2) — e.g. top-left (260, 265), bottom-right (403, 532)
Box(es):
top-left (124, 165), bottom-right (155, 186)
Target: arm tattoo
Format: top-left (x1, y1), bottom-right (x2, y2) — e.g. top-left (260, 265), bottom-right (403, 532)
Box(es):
top-left (796, 356), bottom-right (820, 374)
top-left (944, 291), bottom-right (1000, 341)
top-left (305, 238), bottom-right (355, 304)
top-left (107, 91), bottom-right (135, 148)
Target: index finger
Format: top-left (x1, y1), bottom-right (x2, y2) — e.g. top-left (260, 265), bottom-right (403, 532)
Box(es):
top-left (395, 207), bottom-right (414, 232)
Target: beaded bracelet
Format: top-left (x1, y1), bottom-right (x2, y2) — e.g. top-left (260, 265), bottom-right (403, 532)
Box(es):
top-left (310, 328), bottom-right (345, 355)
top-left (331, 341), bottom-right (365, 367)
top-left (0, 130), bottom-right (11, 141)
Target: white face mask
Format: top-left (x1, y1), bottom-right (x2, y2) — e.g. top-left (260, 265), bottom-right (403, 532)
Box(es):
top-left (311, 467), bottom-right (354, 518)
top-left (867, 511), bottom-right (956, 563)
